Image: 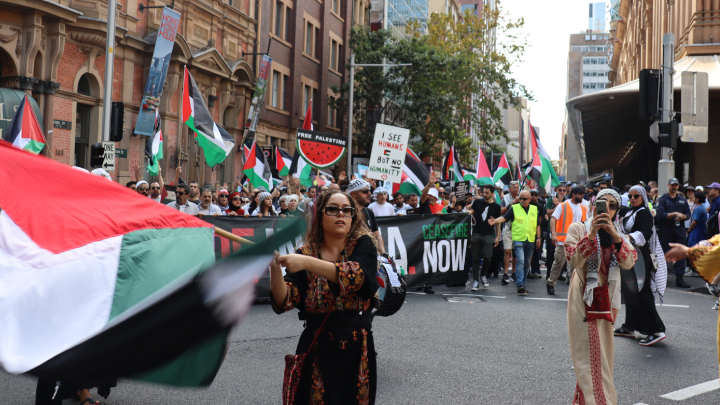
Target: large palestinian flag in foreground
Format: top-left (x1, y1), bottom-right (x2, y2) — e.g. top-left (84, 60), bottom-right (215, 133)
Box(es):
top-left (182, 66), bottom-right (235, 167)
top-left (0, 141), bottom-right (296, 385)
top-left (393, 147), bottom-right (429, 196)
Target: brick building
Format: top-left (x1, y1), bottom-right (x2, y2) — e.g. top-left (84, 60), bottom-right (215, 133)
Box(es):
top-left (255, 0), bottom-right (369, 170)
top-left (0, 0), bottom-right (257, 186)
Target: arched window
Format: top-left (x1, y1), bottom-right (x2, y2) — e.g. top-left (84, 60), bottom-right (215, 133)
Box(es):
top-left (223, 106), bottom-right (234, 127)
top-left (77, 74), bottom-right (91, 96)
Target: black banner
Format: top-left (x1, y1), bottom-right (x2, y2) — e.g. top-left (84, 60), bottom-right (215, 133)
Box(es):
top-left (202, 214), bottom-right (470, 297)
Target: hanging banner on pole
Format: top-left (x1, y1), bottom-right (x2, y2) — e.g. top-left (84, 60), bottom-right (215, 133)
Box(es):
top-left (134, 7), bottom-right (181, 136)
top-left (240, 54), bottom-right (273, 161)
top-left (366, 123), bottom-right (410, 183)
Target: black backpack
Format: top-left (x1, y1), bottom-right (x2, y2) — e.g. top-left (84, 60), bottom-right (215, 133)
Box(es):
top-left (706, 210), bottom-right (719, 240)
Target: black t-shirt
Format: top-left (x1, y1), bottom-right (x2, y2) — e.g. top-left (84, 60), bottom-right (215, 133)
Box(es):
top-left (471, 199), bottom-right (501, 236)
top-left (363, 207), bottom-right (379, 232)
top-left (416, 199), bottom-right (432, 215)
top-left (280, 208), bottom-right (305, 218)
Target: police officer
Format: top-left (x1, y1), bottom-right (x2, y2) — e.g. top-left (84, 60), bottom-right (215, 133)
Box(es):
top-left (656, 177), bottom-right (692, 288)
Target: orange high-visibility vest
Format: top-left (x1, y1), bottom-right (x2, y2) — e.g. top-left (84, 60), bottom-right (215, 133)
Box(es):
top-left (555, 201), bottom-right (587, 243)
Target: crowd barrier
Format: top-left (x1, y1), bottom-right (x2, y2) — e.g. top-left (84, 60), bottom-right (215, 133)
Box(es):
top-left (201, 214), bottom-right (471, 298)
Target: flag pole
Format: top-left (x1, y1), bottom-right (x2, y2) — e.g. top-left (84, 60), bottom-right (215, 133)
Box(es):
top-left (214, 227), bottom-right (254, 245)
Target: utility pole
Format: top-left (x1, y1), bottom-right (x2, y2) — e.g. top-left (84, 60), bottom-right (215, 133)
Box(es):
top-left (345, 56), bottom-right (412, 175)
top-left (101, 0), bottom-right (118, 142)
top-left (657, 33), bottom-right (674, 196)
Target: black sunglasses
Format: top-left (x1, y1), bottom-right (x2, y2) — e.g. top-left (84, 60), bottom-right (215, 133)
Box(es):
top-left (531, 193), bottom-right (538, 197)
top-left (358, 189), bottom-right (371, 194)
top-left (151, 186), bottom-right (160, 190)
top-left (138, 187), bottom-right (148, 191)
top-left (232, 197), bottom-right (242, 200)
top-left (519, 197), bottom-right (529, 201)
top-left (629, 194), bottom-right (642, 199)
top-left (323, 205), bottom-right (356, 217)
top-left (176, 191), bottom-right (185, 196)
top-left (556, 189), bottom-right (566, 192)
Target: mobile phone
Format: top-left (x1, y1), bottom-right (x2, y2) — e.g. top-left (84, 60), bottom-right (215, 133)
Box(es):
top-left (595, 200), bottom-right (608, 224)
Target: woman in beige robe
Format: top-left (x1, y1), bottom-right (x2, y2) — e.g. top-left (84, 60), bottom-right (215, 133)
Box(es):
top-left (565, 189), bottom-right (638, 405)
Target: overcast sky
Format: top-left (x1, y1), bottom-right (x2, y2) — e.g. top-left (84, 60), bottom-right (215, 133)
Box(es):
top-left (502, 0), bottom-right (600, 160)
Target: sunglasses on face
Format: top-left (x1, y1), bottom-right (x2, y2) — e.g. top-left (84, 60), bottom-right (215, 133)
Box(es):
top-left (358, 189), bottom-right (371, 194)
top-left (519, 197), bottom-right (529, 201)
top-left (629, 194), bottom-right (642, 200)
top-left (531, 193), bottom-right (538, 197)
top-left (323, 205), bottom-right (356, 217)
top-left (232, 197), bottom-right (242, 200)
top-left (151, 186), bottom-right (160, 190)
top-left (557, 189), bottom-right (566, 193)
top-left (176, 191), bottom-right (185, 196)
top-left (138, 187), bottom-right (148, 191)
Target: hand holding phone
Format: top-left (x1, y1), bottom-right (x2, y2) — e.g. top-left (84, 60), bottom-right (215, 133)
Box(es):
top-left (595, 200), bottom-right (607, 224)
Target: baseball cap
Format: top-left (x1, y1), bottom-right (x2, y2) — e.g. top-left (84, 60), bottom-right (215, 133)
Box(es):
top-left (684, 183), bottom-right (694, 190)
top-left (667, 177), bottom-right (680, 185)
top-left (428, 188), bottom-right (439, 199)
top-left (706, 182), bottom-right (720, 190)
top-left (571, 186), bottom-right (584, 195)
top-left (696, 185), bottom-right (704, 192)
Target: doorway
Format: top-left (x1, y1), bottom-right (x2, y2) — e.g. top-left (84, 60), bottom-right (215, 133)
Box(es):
top-left (75, 104), bottom-right (91, 168)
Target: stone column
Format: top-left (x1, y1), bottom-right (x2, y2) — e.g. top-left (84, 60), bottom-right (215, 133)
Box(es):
top-left (42, 81), bottom-right (61, 158)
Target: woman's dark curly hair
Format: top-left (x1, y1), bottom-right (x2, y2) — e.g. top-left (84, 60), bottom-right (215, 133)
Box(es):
top-left (304, 190), bottom-right (376, 248)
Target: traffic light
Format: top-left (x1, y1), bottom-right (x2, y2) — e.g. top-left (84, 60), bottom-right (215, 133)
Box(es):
top-left (658, 120), bottom-right (679, 149)
top-left (110, 102), bottom-right (124, 142)
top-left (639, 69), bottom-right (661, 121)
top-left (90, 143), bottom-right (104, 168)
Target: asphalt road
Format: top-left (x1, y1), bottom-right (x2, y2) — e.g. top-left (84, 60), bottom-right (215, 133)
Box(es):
top-left (2, 269), bottom-right (719, 405)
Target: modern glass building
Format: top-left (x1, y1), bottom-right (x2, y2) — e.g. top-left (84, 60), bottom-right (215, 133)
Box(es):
top-left (387, 0), bottom-right (429, 38)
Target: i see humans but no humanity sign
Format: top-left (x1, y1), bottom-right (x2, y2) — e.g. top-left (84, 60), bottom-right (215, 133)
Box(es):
top-left (367, 124), bottom-right (410, 184)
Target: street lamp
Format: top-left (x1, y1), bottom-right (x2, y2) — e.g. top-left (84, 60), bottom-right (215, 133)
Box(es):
top-left (345, 54), bottom-right (412, 175)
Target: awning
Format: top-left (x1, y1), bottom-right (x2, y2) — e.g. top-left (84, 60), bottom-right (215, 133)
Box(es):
top-left (566, 55), bottom-right (720, 177)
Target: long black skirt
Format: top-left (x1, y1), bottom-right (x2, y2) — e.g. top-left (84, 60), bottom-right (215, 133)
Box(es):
top-left (621, 245), bottom-right (666, 336)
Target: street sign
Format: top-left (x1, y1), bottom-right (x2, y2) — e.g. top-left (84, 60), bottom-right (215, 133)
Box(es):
top-left (115, 148), bottom-right (127, 158)
top-left (366, 124), bottom-right (410, 184)
top-left (102, 141), bottom-right (116, 171)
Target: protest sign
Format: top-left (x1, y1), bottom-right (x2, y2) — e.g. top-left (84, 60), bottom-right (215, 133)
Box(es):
top-left (203, 213), bottom-right (470, 297)
top-left (366, 124), bottom-right (409, 183)
top-left (454, 181), bottom-right (470, 201)
top-left (134, 7), bottom-right (180, 136)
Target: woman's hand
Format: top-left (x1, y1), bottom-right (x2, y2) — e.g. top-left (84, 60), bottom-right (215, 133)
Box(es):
top-left (244, 212), bottom-right (250, 218)
top-left (589, 213), bottom-right (609, 238)
top-left (276, 254), bottom-right (307, 273)
top-left (665, 243), bottom-right (690, 263)
top-left (228, 211), bottom-right (238, 216)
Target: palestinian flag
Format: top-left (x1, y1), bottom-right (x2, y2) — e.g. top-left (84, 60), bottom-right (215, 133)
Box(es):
top-left (529, 123), bottom-right (560, 191)
top-left (289, 104), bottom-right (314, 187)
top-left (3, 94), bottom-right (45, 154)
top-left (243, 141), bottom-right (272, 191)
top-left (243, 144), bottom-right (251, 160)
top-left (0, 140), bottom-right (289, 385)
top-left (274, 146), bottom-right (292, 177)
top-left (525, 150), bottom-right (542, 189)
top-left (145, 110), bottom-right (163, 176)
top-left (493, 152), bottom-right (512, 188)
top-left (182, 66), bottom-right (235, 167)
top-left (515, 161), bottom-right (523, 184)
top-left (441, 144), bottom-right (463, 181)
top-left (472, 147), bottom-right (493, 185)
top-left (392, 147), bottom-right (429, 196)
top-left (462, 167), bottom-right (476, 182)
top-left (302, 100), bottom-right (313, 131)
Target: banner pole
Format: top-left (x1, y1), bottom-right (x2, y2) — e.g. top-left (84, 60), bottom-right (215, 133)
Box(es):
top-left (214, 226), bottom-right (255, 245)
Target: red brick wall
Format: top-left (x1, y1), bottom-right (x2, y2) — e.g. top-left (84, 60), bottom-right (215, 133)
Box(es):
top-left (94, 55), bottom-right (124, 102)
top-left (132, 63), bottom-right (144, 106)
top-left (51, 97), bottom-right (74, 166)
top-left (136, 3), bottom-right (148, 37)
top-left (57, 43), bottom-right (86, 92)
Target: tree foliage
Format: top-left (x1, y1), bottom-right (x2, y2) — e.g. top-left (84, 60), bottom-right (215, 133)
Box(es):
top-left (329, 1), bottom-right (532, 167)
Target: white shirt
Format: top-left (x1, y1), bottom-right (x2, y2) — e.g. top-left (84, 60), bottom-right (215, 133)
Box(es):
top-left (252, 206), bottom-right (278, 216)
top-left (552, 200), bottom-right (585, 245)
top-left (368, 201), bottom-right (396, 217)
top-left (621, 193), bottom-right (629, 207)
top-left (198, 204), bottom-right (222, 216)
top-left (149, 195), bottom-right (162, 203)
top-left (167, 201), bottom-right (199, 215)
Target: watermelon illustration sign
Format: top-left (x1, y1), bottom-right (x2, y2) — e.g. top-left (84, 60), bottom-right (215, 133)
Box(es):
top-left (296, 128), bottom-right (347, 168)
top-left (367, 124), bottom-right (410, 183)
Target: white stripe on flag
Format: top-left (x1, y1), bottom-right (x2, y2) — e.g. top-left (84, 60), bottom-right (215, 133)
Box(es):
top-left (152, 130), bottom-right (162, 155)
top-left (0, 212), bottom-right (121, 373)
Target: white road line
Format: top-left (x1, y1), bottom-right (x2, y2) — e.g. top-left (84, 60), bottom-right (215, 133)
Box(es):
top-left (441, 293), bottom-right (506, 299)
top-left (660, 379), bottom-right (720, 400)
top-left (406, 292), bottom-right (428, 295)
top-left (524, 297), bottom-right (568, 301)
top-left (633, 403), bottom-right (650, 405)
top-left (656, 304), bottom-right (690, 308)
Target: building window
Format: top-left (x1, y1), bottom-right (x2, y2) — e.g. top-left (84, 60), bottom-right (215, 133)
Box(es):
top-left (305, 21), bottom-right (316, 57)
top-left (272, 0), bottom-right (291, 41)
top-left (78, 75), bottom-right (91, 96)
top-left (327, 94), bottom-right (337, 127)
top-left (571, 46), bottom-right (581, 52)
top-left (272, 71), bottom-right (280, 108)
top-left (270, 69), bottom-right (288, 110)
top-left (330, 39), bottom-right (337, 70)
top-left (583, 71), bottom-right (590, 77)
top-left (303, 85), bottom-right (312, 116)
top-left (332, 0), bottom-right (338, 14)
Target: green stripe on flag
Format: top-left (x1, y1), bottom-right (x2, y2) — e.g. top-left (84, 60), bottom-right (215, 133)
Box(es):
top-left (185, 116), bottom-right (227, 167)
top-left (399, 183), bottom-right (422, 195)
top-left (24, 139), bottom-right (45, 154)
top-left (111, 227), bottom-right (215, 320)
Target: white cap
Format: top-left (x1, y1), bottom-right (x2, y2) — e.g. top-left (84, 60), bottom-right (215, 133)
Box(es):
top-left (428, 188), bottom-right (439, 199)
top-left (696, 185), bottom-right (704, 192)
top-left (91, 168), bottom-right (112, 181)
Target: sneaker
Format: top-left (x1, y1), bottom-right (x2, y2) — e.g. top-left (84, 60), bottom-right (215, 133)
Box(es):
top-left (684, 268), bottom-right (699, 277)
top-left (423, 286), bottom-right (435, 294)
top-left (713, 300), bottom-right (719, 310)
top-left (517, 286), bottom-right (527, 295)
top-left (707, 283), bottom-right (720, 298)
top-left (509, 274), bottom-right (516, 282)
top-left (471, 280), bottom-right (479, 291)
top-left (614, 327), bottom-right (634, 338)
top-left (558, 274), bottom-right (567, 281)
top-left (546, 284), bottom-right (555, 295)
top-left (481, 276), bottom-right (489, 288)
top-left (676, 275), bottom-right (691, 288)
top-left (501, 274), bottom-right (509, 285)
top-left (639, 332), bottom-right (666, 346)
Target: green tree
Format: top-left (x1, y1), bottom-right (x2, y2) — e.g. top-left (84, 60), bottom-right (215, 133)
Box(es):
top-left (329, 0), bottom-right (532, 167)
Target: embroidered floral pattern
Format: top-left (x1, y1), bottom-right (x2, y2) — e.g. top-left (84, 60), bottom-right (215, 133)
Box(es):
top-left (615, 240), bottom-right (637, 263)
top-left (356, 329), bottom-right (370, 405)
top-left (310, 344), bottom-right (325, 405)
top-left (576, 236), bottom-right (597, 260)
top-left (573, 382), bottom-right (586, 405)
top-left (587, 320), bottom-right (608, 405)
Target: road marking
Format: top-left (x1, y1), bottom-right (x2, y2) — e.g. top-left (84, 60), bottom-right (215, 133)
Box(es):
top-left (406, 292), bottom-right (429, 295)
top-left (524, 297), bottom-right (568, 301)
top-left (633, 403), bottom-right (650, 405)
top-left (441, 293), bottom-right (506, 299)
top-left (660, 379), bottom-right (720, 400)
top-left (656, 304), bottom-right (690, 308)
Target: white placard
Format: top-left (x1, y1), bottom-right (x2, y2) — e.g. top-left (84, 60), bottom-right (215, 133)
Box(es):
top-left (366, 124), bottom-right (410, 184)
top-left (383, 263), bottom-right (401, 287)
top-left (102, 141), bottom-right (116, 172)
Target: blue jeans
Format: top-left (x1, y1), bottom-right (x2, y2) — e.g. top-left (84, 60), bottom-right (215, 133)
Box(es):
top-left (513, 240), bottom-right (535, 287)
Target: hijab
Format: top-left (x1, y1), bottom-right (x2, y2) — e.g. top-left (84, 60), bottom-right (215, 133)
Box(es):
top-left (226, 192), bottom-right (244, 215)
top-left (595, 189), bottom-right (622, 247)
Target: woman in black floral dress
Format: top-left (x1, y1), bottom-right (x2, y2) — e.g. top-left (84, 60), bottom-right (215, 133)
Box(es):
top-left (271, 190), bottom-right (379, 405)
